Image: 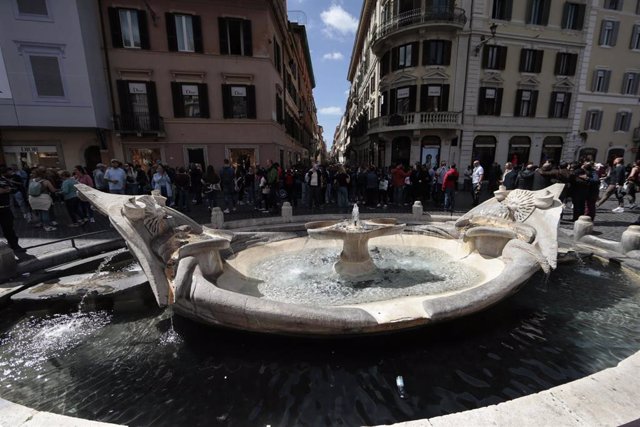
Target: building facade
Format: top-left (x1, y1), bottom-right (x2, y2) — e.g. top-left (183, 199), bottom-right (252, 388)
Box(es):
top-left (100, 0), bottom-right (319, 170)
top-left (340, 0), bottom-right (640, 172)
top-left (0, 0), bottom-right (111, 170)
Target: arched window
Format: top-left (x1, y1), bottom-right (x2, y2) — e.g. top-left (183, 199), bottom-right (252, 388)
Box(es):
top-left (472, 136), bottom-right (496, 172)
top-left (508, 136), bottom-right (531, 167)
top-left (541, 136), bottom-right (563, 165)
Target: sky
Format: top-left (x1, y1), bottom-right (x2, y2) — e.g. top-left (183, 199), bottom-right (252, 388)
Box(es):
top-left (287, 0), bottom-right (362, 149)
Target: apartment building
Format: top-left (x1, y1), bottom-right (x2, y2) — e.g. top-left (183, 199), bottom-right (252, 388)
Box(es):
top-left (0, 0), bottom-right (111, 170)
top-left (101, 0), bottom-right (318, 169)
top-left (340, 0), bottom-right (640, 171)
top-left (571, 0), bottom-right (640, 164)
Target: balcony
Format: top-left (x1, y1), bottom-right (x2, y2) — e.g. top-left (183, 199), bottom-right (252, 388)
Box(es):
top-left (114, 113), bottom-right (166, 137)
top-left (368, 111), bottom-right (461, 134)
top-left (372, 7), bottom-right (466, 54)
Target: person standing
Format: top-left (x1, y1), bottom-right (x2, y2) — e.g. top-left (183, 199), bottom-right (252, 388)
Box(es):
top-left (306, 163), bottom-right (322, 209)
top-left (104, 159), bottom-right (126, 194)
top-left (0, 166), bottom-right (24, 252)
top-left (434, 161), bottom-right (448, 206)
top-left (189, 164), bottom-right (203, 205)
top-left (28, 169), bottom-right (58, 231)
top-left (93, 163), bottom-right (108, 192)
top-left (442, 163), bottom-right (459, 212)
top-left (625, 160), bottom-right (640, 209)
top-left (59, 170), bottom-right (85, 226)
top-left (334, 165), bottom-right (350, 212)
top-left (124, 163), bottom-right (139, 195)
top-left (390, 163), bottom-right (411, 206)
top-left (219, 159), bottom-right (236, 214)
top-left (471, 160), bottom-right (484, 206)
top-left (174, 167), bottom-right (191, 212)
top-left (152, 164), bottom-right (173, 205)
top-left (596, 157), bottom-right (626, 213)
top-left (501, 162), bottom-right (517, 190)
top-left (73, 165), bottom-right (95, 223)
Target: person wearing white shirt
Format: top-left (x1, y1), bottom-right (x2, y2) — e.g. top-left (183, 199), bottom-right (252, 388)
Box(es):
top-left (104, 159), bottom-right (127, 194)
top-left (471, 160), bottom-right (484, 206)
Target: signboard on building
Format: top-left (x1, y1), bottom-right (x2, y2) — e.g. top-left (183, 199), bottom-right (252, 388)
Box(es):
top-left (0, 47), bottom-right (12, 99)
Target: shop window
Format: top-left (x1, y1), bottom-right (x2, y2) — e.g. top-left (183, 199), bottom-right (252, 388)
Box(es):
top-left (472, 136), bottom-right (497, 173)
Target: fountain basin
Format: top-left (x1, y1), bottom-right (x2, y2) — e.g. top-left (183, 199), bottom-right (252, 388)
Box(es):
top-left (171, 233), bottom-right (542, 336)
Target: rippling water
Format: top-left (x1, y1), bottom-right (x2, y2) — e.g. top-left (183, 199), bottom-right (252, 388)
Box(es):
top-left (0, 261), bottom-right (639, 426)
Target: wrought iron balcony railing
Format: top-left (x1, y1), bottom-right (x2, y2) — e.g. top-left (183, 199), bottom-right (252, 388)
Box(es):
top-left (375, 7), bottom-right (466, 42)
top-left (114, 113), bottom-right (166, 136)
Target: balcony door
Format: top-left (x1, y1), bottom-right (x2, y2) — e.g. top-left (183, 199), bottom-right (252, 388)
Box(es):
top-left (117, 80), bottom-right (159, 131)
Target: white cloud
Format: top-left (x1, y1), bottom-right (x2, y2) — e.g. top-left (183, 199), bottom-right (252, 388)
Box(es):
top-left (318, 106), bottom-right (343, 116)
top-left (320, 5), bottom-right (358, 37)
top-left (323, 52), bottom-right (344, 60)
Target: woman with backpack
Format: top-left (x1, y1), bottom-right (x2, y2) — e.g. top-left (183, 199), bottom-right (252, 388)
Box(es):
top-left (28, 169), bottom-right (58, 231)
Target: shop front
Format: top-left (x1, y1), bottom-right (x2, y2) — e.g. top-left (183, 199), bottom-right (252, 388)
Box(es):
top-left (2, 144), bottom-right (61, 169)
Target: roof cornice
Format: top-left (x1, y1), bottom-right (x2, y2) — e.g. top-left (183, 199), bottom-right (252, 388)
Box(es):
top-left (347, 0), bottom-right (375, 82)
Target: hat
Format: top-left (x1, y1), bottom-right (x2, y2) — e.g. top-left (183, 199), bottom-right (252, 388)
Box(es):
top-left (96, 163), bottom-right (106, 168)
top-left (110, 159), bottom-right (121, 165)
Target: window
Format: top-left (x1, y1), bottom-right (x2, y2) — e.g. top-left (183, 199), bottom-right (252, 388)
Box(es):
top-left (392, 43), bottom-right (418, 70)
top-left (492, 0), bottom-right (513, 20)
top-left (637, 0), bottom-right (640, 14)
top-left (393, 86), bottom-right (415, 114)
top-left (115, 80), bottom-right (160, 132)
top-left (380, 51), bottom-right (390, 77)
top-left (592, 69), bottom-right (611, 92)
top-left (108, 8), bottom-right (149, 49)
top-left (29, 55), bottom-right (64, 97)
top-left (585, 110), bottom-right (603, 130)
top-left (16, 0), bottom-right (48, 16)
top-left (554, 52), bottom-right (578, 75)
top-left (508, 136), bottom-right (531, 166)
top-left (631, 25), bottom-right (640, 50)
top-left (171, 82), bottom-right (209, 118)
top-left (614, 111), bottom-right (632, 131)
top-left (527, 0), bottom-right (551, 26)
top-left (477, 87), bottom-right (503, 115)
top-left (218, 18), bottom-right (253, 56)
top-left (514, 89), bottom-right (538, 117)
top-left (519, 49), bottom-right (544, 73)
top-left (622, 72), bottom-right (640, 94)
top-left (604, 0), bottom-right (623, 10)
top-left (222, 84), bottom-right (256, 119)
top-left (166, 13), bottom-right (203, 53)
top-left (599, 20), bottom-right (620, 46)
top-left (548, 91), bottom-right (572, 118)
top-left (422, 40), bottom-right (451, 66)
top-left (482, 45), bottom-right (507, 70)
top-left (420, 84), bottom-right (450, 112)
top-left (561, 3), bottom-right (585, 30)
top-left (276, 94), bottom-right (283, 124)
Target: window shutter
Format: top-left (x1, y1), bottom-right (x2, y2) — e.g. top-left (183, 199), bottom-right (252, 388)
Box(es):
top-left (443, 41), bottom-right (451, 65)
top-left (591, 70), bottom-right (598, 91)
top-left (108, 8), bottom-right (123, 48)
top-left (633, 74), bottom-right (640, 95)
top-left (171, 82), bottom-right (184, 117)
top-left (554, 53), bottom-right (561, 75)
top-left (611, 22), bottom-right (619, 46)
top-left (138, 11), bottom-right (150, 50)
top-left (410, 42), bottom-right (419, 67)
top-left (526, 0), bottom-right (533, 24)
top-left (198, 83), bottom-right (210, 118)
top-left (498, 46), bottom-right (507, 70)
top-left (391, 47), bottom-right (399, 71)
top-left (614, 112), bottom-right (622, 131)
top-left (604, 70), bottom-right (612, 92)
top-left (482, 45), bottom-right (489, 68)
top-left (146, 81), bottom-right (159, 117)
top-left (116, 80), bottom-right (131, 114)
top-left (505, 0), bottom-right (513, 20)
top-left (221, 84), bottom-right (232, 118)
top-left (166, 13), bottom-right (178, 51)
top-left (246, 85), bottom-right (256, 119)
top-left (534, 50), bottom-right (543, 73)
top-left (622, 72), bottom-right (630, 93)
top-left (519, 49), bottom-right (527, 72)
top-left (389, 88), bottom-right (397, 115)
top-left (514, 89), bottom-right (523, 116)
top-left (381, 51), bottom-right (390, 76)
top-left (381, 91), bottom-right (388, 116)
top-left (477, 87), bottom-right (486, 115)
top-left (576, 4), bottom-right (585, 30)
top-left (422, 41), bottom-right (430, 66)
top-left (218, 18), bottom-right (229, 54)
top-left (631, 25), bottom-right (640, 49)
top-left (420, 85), bottom-right (428, 111)
top-left (541, 0), bottom-right (551, 26)
top-left (409, 85), bottom-right (417, 112)
top-left (548, 91), bottom-right (557, 118)
top-left (441, 84), bottom-right (450, 111)
top-left (561, 3), bottom-right (569, 29)
top-left (596, 111), bottom-right (603, 130)
top-left (599, 21), bottom-right (607, 45)
top-left (193, 15), bottom-right (203, 53)
top-left (563, 92), bottom-right (572, 118)
top-left (568, 54), bottom-right (577, 76)
top-left (495, 88), bottom-right (503, 115)
top-left (243, 20), bottom-right (253, 56)
top-left (530, 90), bottom-right (539, 117)
top-left (625, 113), bottom-right (633, 131)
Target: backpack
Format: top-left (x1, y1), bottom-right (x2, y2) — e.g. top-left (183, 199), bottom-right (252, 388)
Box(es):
top-left (28, 179), bottom-right (42, 197)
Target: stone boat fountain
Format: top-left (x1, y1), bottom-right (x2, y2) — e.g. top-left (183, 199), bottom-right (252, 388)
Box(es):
top-left (75, 183), bottom-right (565, 336)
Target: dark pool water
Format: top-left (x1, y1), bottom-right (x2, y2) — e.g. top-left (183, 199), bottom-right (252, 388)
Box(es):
top-left (1, 260), bottom-right (639, 427)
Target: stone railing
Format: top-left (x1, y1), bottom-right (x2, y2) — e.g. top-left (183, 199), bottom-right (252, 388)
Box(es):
top-left (368, 111), bottom-right (461, 132)
top-left (375, 7), bottom-right (466, 42)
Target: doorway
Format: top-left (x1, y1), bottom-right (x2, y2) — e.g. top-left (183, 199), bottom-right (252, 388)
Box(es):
top-left (391, 136), bottom-right (411, 167)
top-left (186, 147), bottom-right (206, 168)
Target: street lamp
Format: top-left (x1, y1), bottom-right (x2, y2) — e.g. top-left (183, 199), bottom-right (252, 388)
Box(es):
top-left (474, 23), bottom-right (498, 56)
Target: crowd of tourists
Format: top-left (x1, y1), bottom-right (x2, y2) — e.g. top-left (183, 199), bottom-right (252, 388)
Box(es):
top-left (2, 155), bottom-right (640, 252)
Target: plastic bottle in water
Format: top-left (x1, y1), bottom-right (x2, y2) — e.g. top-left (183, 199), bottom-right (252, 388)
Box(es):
top-left (396, 375), bottom-right (407, 399)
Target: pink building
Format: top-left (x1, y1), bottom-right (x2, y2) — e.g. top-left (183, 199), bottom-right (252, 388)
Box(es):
top-left (101, 0), bottom-right (318, 170)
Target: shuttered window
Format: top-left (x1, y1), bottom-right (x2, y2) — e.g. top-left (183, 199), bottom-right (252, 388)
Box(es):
top-left (599, 20), bottom-right (620, 46)
top-left (422, 40), bottom-right (451, 66)
top-left (108, 8), bottom-right (150, 49)
top-left (30, 55), bottom-right (64, 97)
top-left (482, 45), bottom-right (507, 70)
top-left (554, 52), bottom-right (578, 76)
top-left (171, 82), bottom-right (209, 118)
top-left (478, 87), bottom-right (503, 116)
top-left (519, 49), bottom-right (544, 73)
top-left (548, 91), bottom-right (571, 118)
top-left (622, 72), bottom-right (640, 95)
top-left (218, 18), bottom-right (252, 56)
top-left (592, 69), bottom-right (611, 92)
top-left (585, 110), bottom-right (603, 130)
top-left (561, 3), bottom-right (585, 30)
top-left (166, 13), bottom-right (203, 53)
top-left (221, 84), bottom-right (256, 119)
top-left (614, 112), bottom-right (632, 132)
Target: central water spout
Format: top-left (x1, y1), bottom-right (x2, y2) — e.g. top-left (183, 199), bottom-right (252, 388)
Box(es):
top-left (352, 203), bottom-right (360, 228)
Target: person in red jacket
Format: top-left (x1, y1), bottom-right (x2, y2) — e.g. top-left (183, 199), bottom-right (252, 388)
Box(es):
top-left (442, 163), bottom-right (459, 212)
top-left (390, 163), bottom-right (411, 206)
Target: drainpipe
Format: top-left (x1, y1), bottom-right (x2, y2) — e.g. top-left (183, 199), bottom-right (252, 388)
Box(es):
top-left (97, 0), bottom-right (117, 161)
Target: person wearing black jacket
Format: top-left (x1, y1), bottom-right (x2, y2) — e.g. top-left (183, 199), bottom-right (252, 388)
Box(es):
top-left (501, 162), bottom-right (517, 190)
top-left (0, 166), bottom-right (24, 253)
top-left (515, 163), bottom-right (535, 190)
top-left (596, 157), bottom-right (626, 212)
